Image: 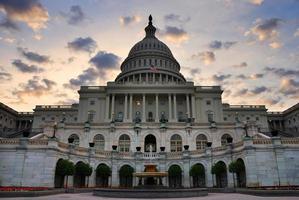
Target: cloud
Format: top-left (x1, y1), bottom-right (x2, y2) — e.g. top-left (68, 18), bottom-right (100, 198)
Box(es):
top-left (12, 76), bottom-right (56, 102)
top-left (18, 47), bottom-right (50, 63)
top-left (12, 59), bottom-right (44, 73)
top-left (0, 71), bottom-right (12, 81)
top-left (264, 67), bottom-right (299, 77)
top-left (251, 86), bottom-right (268, 94)
top-left (61, 5), bottom-right (85, 25)
top-left (119, 15), bottom-right (141, 26)
top-left (55, 99), bottom-right (78, 105)
top-left (67, 37), bottom-right (97, 53)
top-left (245, 18), bottom-right (283, 48)
top-left (232, 62), bottom-right (247, 68)
top-left (234, 89), bottom-right (248, 96)
top-left (248, 0), bottom-right (264, 5)
top-left (294, 28), bottom-right (299, 37)
top-left (0, 0), bottom-right (49, 31)
top-left (212, 74), bottom-right (231, 82)
top-left (159, 26), bottom-right (189, 44)
top-left (209, 40), bottom-right (237, 50)
top-left (279, 78), bottom-right (299, 96)
top-left (0, 17), bottom-right (19, 30)
top-left (192, 51), bottom-right (215, 65)
top-left (63, 67), bottom-right (99, 89)
top-left (89, 51), bottom-right (121, 70)
top-left (236, 73), bottom-right (264, 79)
top-left (164, 14), bottom-right (190, 23)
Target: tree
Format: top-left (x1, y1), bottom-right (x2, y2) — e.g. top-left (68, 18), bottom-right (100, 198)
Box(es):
top-left (211, 162), bottom-right (227, 188)
top-left (168, 165), bottom-right (182, 188)
top-left (119, 165), bottom-right (134, 187)
top-left (55, 159), bottom-right (74, 188)
top-left (96, 164), bottom-right (111, 187)
top-left (75, 162), bottom-right (92, 187)
top-left (229, 160), bottom-right (246, 187)
top-left (190, 164), bottom-right (205, 187)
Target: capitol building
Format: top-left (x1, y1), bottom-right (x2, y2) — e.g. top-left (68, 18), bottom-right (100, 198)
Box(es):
top-left (0, 16), bottom-right (299, 189)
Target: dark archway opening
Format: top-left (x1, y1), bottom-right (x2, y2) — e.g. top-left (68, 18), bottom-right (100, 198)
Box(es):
top-left (236, 159), bottom-right (246, 188)
top-left (168, 165), bottom-right (182, 188)
top-left (190, 163), bottom-right (206, 188)
top-left (214, 161), bottom-right (228, 188)
top-left (96, 164), bottom-right (111, 187)
top-left (54, 159), bottom-right (65, 188)
top-left (119, 165), bottom-right (134, 188)
top-left (144, 134), bottom-right (157, 152)
top-left (74, 162), bottom-right (86, 188)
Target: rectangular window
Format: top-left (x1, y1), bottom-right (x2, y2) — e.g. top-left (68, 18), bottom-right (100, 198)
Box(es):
top-left (90, 100), bottom-right (95, 105)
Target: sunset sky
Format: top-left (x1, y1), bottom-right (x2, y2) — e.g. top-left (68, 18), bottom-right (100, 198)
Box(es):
top-left (0, 0), bottom-right (298, 112)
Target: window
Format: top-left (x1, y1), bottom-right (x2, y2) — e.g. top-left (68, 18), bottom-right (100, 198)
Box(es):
top-left (42, 117), bottom-right (45, 121)
top-left (148, 112), bottom-right (153, 122)
top-left (119, 134), bottom-right (130, 152)
top-left (170, 134), bottom-right (182, 152)
top-left (207, 111), bottom-right (214, 122)
top-left (224, 117), bottom-right (227, 121)
top-left (206, 100), bottom-right (211, 105)
top-left (94, 134), bottom-right (105, 151)
top-left (88, 110), bottom-right (96, 122)
top-left (221, 134), bottom-right (232, 146)
top-left (196, 134), bottom-right (207, 150)
top-left (90, 100), bottom-right (95, 105)
top-left (116, 112), bottom-right (123, 122)
top-left (74, 117), bottom-right (77, 121)
top-left (246, 117), bottom-right (250, 120)
top-left (68, 134), bottom-right (79, 147)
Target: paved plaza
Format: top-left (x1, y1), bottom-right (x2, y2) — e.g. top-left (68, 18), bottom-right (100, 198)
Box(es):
top-left (1, 193), bottom-right (298, 200)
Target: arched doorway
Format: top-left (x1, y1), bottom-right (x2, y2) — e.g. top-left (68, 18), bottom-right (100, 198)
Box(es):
top-left (54, 159), bottom-right (65, 188)
top-left (190, 163), bottom-right (205, 187)
top-left (74, 161), bottom-right (86, 187)
top-left (144, 134), bottom-right (156, 152)
top-left (96, 164), bottom-right (111, 187)
top-left (119, 165), bottom-right (134, 188)
top-left (213, 161), bottom-right (228, 188)
top-left (168, 165), bottom-right (182, 188)
top-left (236, 158), bottom-right (246, 187)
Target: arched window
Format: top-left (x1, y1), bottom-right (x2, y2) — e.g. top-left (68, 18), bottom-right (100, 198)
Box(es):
top-left (196, 134), bottom-right (207, 150)
top-left (119, 134), bottom-right (130, 152)
top-left (221, 134), bottom-right (232, 146)
top-left (170, 134), bottom-right (182, 152)
top-left (68, 134), bottom-right (79, 147)
top-left (88, 110), bottom-right (95, 122)
top-left (94, 134), bottom-right (105, 151)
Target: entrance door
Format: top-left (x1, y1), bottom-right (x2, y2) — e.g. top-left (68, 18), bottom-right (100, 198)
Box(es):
top-left (144, 134), bottom-right (157, 152)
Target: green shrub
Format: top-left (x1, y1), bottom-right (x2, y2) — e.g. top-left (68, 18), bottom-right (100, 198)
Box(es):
top-left (119, 165), bottom-right (134, 177)
top-left (211, 162), bottom-right (226, 175)
top-left (190, 164), bottom-right (205, 177)
top-left (75, 162), bottom-right (92, 176)
top-left (96, 164), bottom-right (111, 177)
top-left (168, 165), bottom-right (182, 177)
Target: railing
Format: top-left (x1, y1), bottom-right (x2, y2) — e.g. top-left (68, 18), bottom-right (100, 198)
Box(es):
top-left (281, 138), bottom-right (299, 145)
top-left (143, 152), bottom-right (160, 159)
top-left (189, 149), bottom-right (205, 155)
top-left (0, 138), bottom-right (20, 145)
top-left (167, 151), bottom-right (182, 158)
top-left (27, 139), bottom-right (48, 145)
top-left (212, 146), bottom-right (227, 152)
top-left (95, 150), bottom-right (111, 157)
top-left (36, 105), bottom-right (74, 109)
top-left (253, 138), bottom-right (272, 145)
top-left (228, 105), bottom-right (266, 109)
top-left (233, 141), bottom-right (244, 148)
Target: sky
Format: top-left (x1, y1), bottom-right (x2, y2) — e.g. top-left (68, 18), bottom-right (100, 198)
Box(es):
top-left (0, 0), bottom-right (298, 112)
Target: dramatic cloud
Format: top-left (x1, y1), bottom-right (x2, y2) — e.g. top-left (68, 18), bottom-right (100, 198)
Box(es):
top-left (264, 67), bottom-right (299, 77)
top-left (236, 73), bottom-right (264, 79)
top-left (0, 0), bottom-right (49, 31)
top-left (164, 14), bottom-right (190, 23)
top-left (234, 89), bottom-right (248, 96)
top-left (89, 51), bottom-right (121, 70)
top-left (279, 78), bottom-right (299, 96)
top-left (159, 26), bottom-right (188, 44)
top-left (61, 5), bottom-right (85, 25)
top-left (0, 72), bottom-right (12, 81)
top-left (67, 37), bottom-right (97, 53)
top-left (192, 51), bottom-right (215, 65)
top-left (119, 15), bottom-right (141, 26)
top-left (212, 74), bottom-right (231, 82)
top-left (209, 40), bottom-right (237, 50)
top-left (12, 76), bottom-right (56, 102)
top-left (251, 86), bottom-right (268, 94)
top-left (18, 47), bottom-right (50, 63)
top-left (12, 59), bottom-right (44, 73)
top-left (63, 67), bottom-right (99, 89)
top-left (232, 62), bottom-right (247, 68)
top-left (0, 17), bottom-right (19, 30)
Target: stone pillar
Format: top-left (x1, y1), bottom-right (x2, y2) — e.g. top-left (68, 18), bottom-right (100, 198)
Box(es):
top-left (186, 94), bottom-right (190, 118)
top-left (168, 94), bottom-right (172, 121)
top-left (155, 94), bottom-right (159, 122)
top-left (173, 94), bottom-right (177, 121)
top-left (139, 74), bottom-right (142, 83)
top-left (111, 94), bottom-right (115, 120)
top-left (191, 95), bottom-right (196, 120)
top-left (243, 137), bottom-right (259, 187)
top-left (105, 95), bottom-right (110, 121)
top-left (142, 94), bottom-right (146, 122)
top-left (111, 151), bottom-right (119, 187)
top-left (146, 73), bottom-right (148, 82)
top-left (129, 94), bottom-right (133, 121)
top-left (183, 151), bottom-right (191, 188)
top-left (124, 94), bottom-right (128, 121)
top-left (159, 74), bottom-right (162, 82)
top-left (205, 147), bottom-right (213, 187)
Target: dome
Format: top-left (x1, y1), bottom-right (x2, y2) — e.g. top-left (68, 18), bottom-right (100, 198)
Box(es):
top-left (115, 15), bottom-right (186, 84)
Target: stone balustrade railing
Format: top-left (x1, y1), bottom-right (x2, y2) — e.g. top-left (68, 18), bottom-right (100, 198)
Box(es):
top-left (143, 152), bottom-right (160, 159)
top-left (252, 138), bottom-right (272, 145)
top-left (281, 138), bottom-right (299, 144)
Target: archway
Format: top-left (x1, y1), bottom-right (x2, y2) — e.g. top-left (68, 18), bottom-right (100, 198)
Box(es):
top-left (54, 159), bottom-right (65, 188)
top-left (119, 165), bottom-right (134, 188)
top-left (74, 161), bottom-right (86, 187)
top-left (168, 165), bottom-right (182, 188)
top-left (221, 134), bottom-right (233, 146)
top-left (213, 161), bottom-right (228, 188)
top-left (96, 164), bottom-right (111, 187)
top-left (68, 134), bottom-right (80, 147)
top-left (190, 163), bottom-right (205, 187)
top-left (144, 134), bottom-right (156, 152)
top-left (236, 158), bottom-right (246, 187)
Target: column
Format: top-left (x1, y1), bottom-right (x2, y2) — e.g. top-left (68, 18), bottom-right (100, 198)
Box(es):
top-left (168, 94), bottom-right (172, 121)
top-left (139, 74), bottom-right (142, 83)
top-left (186, 94), bottom-right (190, 118)
top-left (155, 94), bottom-right (159, 122)
top-left (191, 95), bottom-right (196, 120)
top-left (105, 95), bottom-right (110, 121)
top-left (111, 94), bottom-right (115, 120)
top-left (142, 94), bottom-right (146, 122)
top-left (124, 94), bottom-right (128, 121)
top-left (173, 94), bottom-right (177, 121)
top-left (159, 74), bottom-right (162, 83)
top-left (129, 94), bottom-right (133, 121)
top-left (146, 73), bottom-right (148, 82)
top-left (153, 73), bottom-right (155, 82)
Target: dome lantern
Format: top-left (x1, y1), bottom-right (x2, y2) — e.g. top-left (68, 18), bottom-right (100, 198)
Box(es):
top-left (145, 15), bottom-right (156, 38)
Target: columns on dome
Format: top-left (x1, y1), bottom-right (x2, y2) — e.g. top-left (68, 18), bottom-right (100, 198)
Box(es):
top-left (186, 94), bottom-right (190, 118)
top-left (173, 94), bottom-right (177, 121)
top-left (142, 94), bottom-right (146, 122)
top-left (124, 94), bottom-right (128, 121)
top-left (155, 94), bottom-right (159, 122)
top-left (129, 94), bottom-right (133, 121)
top-left (168, 94), bottom-right (172, 121)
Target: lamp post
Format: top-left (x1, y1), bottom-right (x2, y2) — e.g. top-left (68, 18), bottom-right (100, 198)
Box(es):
top-left (51, 122), bottom-right (57, 138)
top-left (244, 122), bottom-right (249, 137)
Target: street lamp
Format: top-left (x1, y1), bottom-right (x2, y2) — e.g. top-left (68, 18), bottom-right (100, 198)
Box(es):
top-left (51, 122), bottom-right (57, 138)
